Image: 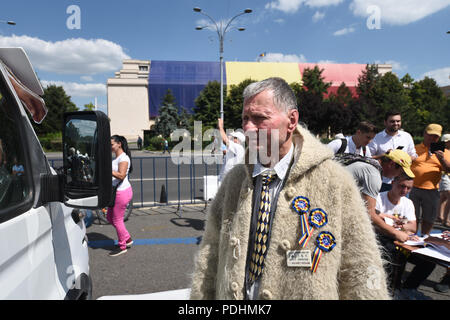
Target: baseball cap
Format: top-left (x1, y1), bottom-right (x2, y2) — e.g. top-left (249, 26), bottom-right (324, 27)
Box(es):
top-left (384, 149), bottom-right (415, 178)
top-left (441, 133), bottom-right (450, 142)
top-left (425, 124), bottom-right (442, 137)
top-left (230, 131), bottom-right (245, 144)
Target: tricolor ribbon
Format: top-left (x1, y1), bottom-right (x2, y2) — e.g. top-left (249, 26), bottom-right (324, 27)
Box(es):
top-left (291, 196), bottom-right (311, 248)
top-left (300, 208), bottom-right (328, 248)
top-left (311, 231), bottom-right (336, 273)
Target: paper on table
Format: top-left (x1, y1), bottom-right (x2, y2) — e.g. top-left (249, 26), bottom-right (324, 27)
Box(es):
top-left (413, 247), bottom-right (450, 263)
top-left (404, 237), bottom-right (426, 246)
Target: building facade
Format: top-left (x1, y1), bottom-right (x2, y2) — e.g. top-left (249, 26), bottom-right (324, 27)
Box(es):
top-left (107, 60), bottom-right (392, 141)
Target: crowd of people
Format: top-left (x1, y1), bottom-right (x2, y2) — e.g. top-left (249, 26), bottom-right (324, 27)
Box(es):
top-left (190, 77), bottom-right (449, 300)
top-left (326, 111), bottom-right (450, 297)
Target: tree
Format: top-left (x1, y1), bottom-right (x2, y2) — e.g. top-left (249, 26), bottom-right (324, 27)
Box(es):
top-left (193, 81), bottom-right (221, 129)
top-left (224, 78), bottom-right (256, 129)
top-left (355, 64), bottom-right (380, 123)
top-left (371, 72), bottom-right (410, 128)
top-left (154, 89), bottom-right (180, 138)
top-left (327, 82), bottom-right (358, 135)
top-left (32, 85), bottom-right (78, 136)
top-left (293, 66), bottom-right (331, 135)
top-left (405, 77), bottom-right (448, 136)
top-left (83, 102), bottom-right (96, 111)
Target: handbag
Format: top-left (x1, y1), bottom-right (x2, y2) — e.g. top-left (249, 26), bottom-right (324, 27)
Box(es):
top-left (108, 179), bottom-right (124, 208)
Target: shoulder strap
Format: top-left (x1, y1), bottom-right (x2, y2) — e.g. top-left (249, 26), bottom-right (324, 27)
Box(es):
top-left (337, 138), bottom-right (347, 154)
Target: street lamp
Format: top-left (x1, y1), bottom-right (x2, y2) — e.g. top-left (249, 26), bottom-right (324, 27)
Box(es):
top-left (194, 7), bottom-right (252, 122)
top-left (0, 20), bottom-right (16, 25)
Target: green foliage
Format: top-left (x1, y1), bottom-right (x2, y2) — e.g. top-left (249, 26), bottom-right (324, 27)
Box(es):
top-left (193, 81), bottom-right (221, 128)
top-left (154, 89), bottom-right (182, 138)
top-left (145, 136), bottom-right (165, 151)
top-left (39, 132), bottom-right (62, 152)
top-left (292, 66), bottom-right (331, 135)
top-left (225, 78), bottom-right (256, 129)
top-left (83, 102), bottom-right (96, 111)
top-left (404, 77), bottom-right (449, 136)
top-left (32, 85), bottom-right (78, 136)
top-left (372, 72), bottom-right (410, 127)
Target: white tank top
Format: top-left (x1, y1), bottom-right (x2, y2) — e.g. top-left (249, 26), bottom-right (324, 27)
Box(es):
top-left (112, 152), bottom-right (131, 191)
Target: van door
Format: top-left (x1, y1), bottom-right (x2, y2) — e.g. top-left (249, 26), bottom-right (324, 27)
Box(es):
top-left (0, 69), bottom-right (65, 299)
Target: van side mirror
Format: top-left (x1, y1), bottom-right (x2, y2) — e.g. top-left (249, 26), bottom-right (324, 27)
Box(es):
top-left (62, 111), bottom-right (112, 209)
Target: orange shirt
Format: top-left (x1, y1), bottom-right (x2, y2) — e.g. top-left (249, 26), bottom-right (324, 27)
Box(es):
top-left (411, 143), bottom-right (450, 189)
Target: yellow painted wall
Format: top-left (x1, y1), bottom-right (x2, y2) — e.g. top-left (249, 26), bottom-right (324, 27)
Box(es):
top-left (225, 62), bottom-right (302, 88)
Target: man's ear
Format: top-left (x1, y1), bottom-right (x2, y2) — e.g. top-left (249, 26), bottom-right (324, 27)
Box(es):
top-left (287, 109), bottom-right (299, 133)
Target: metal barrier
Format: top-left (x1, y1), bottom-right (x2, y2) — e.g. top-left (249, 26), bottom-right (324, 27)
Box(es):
top-left (49, 155), bottom-right (222, 214)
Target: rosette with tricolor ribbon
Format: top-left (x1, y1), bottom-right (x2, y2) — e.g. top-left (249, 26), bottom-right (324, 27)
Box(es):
top-left (311, 231), bottom-right (336, 273)
top-left (291, 196), bottom-right (311, 248)
top-left (297, 208), bottom-right (329, 248)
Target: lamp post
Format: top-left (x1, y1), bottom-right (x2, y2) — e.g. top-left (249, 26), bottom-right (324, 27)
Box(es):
top-left (0, 20), bottom-right (16, 25)
top-left (194, 7), bottom-right (252, 122)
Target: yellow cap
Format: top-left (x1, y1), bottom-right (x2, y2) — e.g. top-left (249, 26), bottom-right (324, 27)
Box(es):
top-left (384, 149), bottom-right (415, 178)
top-left (425, 124), bottom-right (442, 137)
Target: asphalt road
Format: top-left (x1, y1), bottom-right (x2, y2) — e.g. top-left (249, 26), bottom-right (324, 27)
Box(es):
top-left (87, 205), bottom-right (450, 300)
top-left (87, 205), bottom-right (206, 299)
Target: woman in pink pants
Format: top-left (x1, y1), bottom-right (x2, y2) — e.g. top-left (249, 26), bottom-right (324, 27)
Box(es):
top-left (108, 135), bottom-right (133, 257)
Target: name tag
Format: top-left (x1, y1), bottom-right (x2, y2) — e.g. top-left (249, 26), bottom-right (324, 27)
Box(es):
top-left (286, 250), bottom-right (312, 267)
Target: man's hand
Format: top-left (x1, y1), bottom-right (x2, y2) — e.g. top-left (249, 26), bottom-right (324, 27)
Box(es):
top-left (394, 229), bottom-right (410, 243)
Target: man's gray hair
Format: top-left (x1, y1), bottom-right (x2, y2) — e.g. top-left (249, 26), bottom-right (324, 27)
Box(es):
top-left (243, 77), bottom-right (297, 113)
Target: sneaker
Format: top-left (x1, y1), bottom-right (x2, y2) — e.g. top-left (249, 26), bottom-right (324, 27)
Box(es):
top-left (395, 288), bottom-right (432, 300)
top-left (108, 247), bottom-right (127, 257)
top-left (434, 275), bottom-right (450, 293)
top-left (126, 238), bottom-right (134, 248)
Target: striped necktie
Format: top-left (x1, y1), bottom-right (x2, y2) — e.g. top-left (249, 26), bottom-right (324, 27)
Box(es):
top-left (249, 173), bottom-right (276, 284)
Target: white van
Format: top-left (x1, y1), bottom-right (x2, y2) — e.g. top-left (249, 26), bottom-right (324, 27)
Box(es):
top-left (0, 48), bottom-right (112, 299)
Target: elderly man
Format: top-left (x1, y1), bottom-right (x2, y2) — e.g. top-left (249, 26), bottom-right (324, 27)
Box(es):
top-left (190, 77), bottom-right (389, 300)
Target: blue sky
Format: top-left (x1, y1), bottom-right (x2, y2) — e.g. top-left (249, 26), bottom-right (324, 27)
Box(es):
top-left (0, 0), bottom-right (449, 114)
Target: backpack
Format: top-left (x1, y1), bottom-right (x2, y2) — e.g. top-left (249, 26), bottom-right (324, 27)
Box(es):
top-left (333, 152), bottom-right (383, 174)
top-left (337, 138), bottom-right (367, 156)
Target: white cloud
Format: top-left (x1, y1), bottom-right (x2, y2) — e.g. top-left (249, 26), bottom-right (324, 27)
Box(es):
top-left (333, 27), bottom-right (356, 36)
top-left (312, 11), bottom-right (325, 22)
top-left (265, 0), bottom-right (304, 13)
top-left (41, 80), bottom-right (106, 98)
top-left (0, 35), bottom-right (130, 75)
top-left (265, 0), bottom-right (343, 13)
top-left (349, 0), bottom-right (450, 26)
top-left (421, 67), bottom-right (450, 86)
top-left (306, 0), bottom-right (343, 7)
top-left (81, 75), bottom-right (94, 82)
top-left (260, 52), bottom-right (308, 62)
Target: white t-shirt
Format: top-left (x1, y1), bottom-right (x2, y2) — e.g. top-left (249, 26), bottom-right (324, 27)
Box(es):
top-left (112, 152), bottom-right (131, 191)
top-left (375, 191), bottom-right (416, 226)
top-left (219, 140), bottom-right (245, 182)
top-left (327, 136), bottom-right (372, 157)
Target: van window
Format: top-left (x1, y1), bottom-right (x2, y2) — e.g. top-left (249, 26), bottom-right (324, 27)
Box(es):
top-left (0, 79), bottom-right (31, 212)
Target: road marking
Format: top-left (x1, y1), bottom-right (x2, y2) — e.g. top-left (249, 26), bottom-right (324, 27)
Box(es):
top-left (88, 236), bottom-right (202, 248)
top-left (129, 177), bottom-right (206, 182)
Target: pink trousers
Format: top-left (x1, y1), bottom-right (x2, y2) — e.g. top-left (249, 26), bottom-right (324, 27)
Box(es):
top-left (107, 187), bottom-right (133, 250)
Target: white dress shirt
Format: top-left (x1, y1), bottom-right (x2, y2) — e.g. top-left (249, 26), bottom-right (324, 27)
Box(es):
top-left (368, 129), bottom-right (417, 183)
